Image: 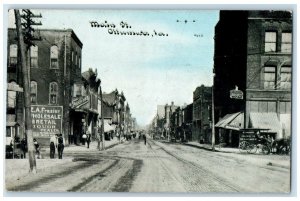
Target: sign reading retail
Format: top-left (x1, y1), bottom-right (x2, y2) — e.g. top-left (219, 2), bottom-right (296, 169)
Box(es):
top-left (230, 86), bottom-right (243, 100)
top-left (31, 105), bottom-right (63, 138)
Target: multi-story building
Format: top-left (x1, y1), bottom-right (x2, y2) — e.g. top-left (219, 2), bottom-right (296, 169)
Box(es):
top-left (214, 11), bottom-right (292, 146)
top-left (192, 85), bottom-right (212, 143)
top-left (7, 28), bottom-right (84, 145)
top-left (182, 103), bottom-right (193, 141)
top-left (164, 102), bottom-right (179, 140)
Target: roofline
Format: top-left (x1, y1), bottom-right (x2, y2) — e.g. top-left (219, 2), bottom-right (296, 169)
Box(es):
top-left (8, 28), bottom-right (83, 48)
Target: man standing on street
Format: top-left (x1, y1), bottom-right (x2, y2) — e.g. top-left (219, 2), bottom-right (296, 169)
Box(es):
top-left (50, 134), bottom-right (57, 158)
top-left (143, 134), bottom-right (147, 145)
top-left (57, 134), bottom-right (64, 159)
top-left (86, 132), bottom-right (91, 149)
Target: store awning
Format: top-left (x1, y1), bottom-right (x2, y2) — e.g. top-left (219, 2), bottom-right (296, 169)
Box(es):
top-left (249, 112), bottom-right (281, 133)
top-left (215, 112), bottom-right (243, 130)
top-left (104, 122), bottom-right (115, 132)
top-left (225, 112), bottom-right (244, 130)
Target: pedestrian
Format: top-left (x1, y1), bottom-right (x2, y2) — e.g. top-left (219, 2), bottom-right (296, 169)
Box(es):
top-left (86, 133), bottom-right (91, 148)
top-left (82, 132), bottom-right (87, 145)
top-left (143, 134), bottom-right (147, 145)
top-left (20, 137), bottom-right (27, 159)
top-left (33, 138), bottom-right (41, 159)
top-left (57, 134), bottom-right (64, 159)
top-left (50, 134), bottom-right (58, 158)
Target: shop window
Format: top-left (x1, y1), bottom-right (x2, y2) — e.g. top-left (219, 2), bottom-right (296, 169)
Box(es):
top-left (30, 81), bottom-right (37, 104)
top-left (50, 45), bottom-right (58, 69)
top-left (280, 66), bottom-right (291, 89)
top-left (263, 66), bottom-right (276, 89)
top-left (49, 82), bottom-right (58, 104)
top-left (281, 33), bottom-right (292, 53)
top-left (280, 102), bottom-right (291, 114)
top-left (30, 46), bottom-right (38, 68)
top-left (265, 32), bottom-right (277, 53)
top-left (9, 44), bottom-right (18, 66)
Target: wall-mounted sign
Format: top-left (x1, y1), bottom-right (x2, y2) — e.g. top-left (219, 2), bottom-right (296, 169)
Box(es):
top-left (31, 105), bottom-right (63, 138)
top-left (230, 86), bottom-right (243, 100)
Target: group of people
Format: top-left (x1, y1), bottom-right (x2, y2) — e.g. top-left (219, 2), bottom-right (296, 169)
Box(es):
top-left (49, 134), bottom-right (65, 159)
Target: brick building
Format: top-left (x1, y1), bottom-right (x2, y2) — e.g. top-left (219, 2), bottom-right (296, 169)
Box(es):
top-left (192, 85), bottom-right (212, 143)
top-left (214, 11), bottom-right (292, 146)
top-left (7, 28), bottom-right (84, 145)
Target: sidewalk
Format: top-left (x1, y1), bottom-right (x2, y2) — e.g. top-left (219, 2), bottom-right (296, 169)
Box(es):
top-left (5, 138), bottom-right (123, 186)
top-left (162, 140), bottom-right (290, 169)
top-left (39, 137), bottom-right (122, 158)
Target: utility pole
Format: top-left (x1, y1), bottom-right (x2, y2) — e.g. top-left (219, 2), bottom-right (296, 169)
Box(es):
top-left (99, 85), bottom-right (105, 150)
top-left (211, 84), bottom-right (215, 151)
top-left (14, 9), bottom-right (42, 173)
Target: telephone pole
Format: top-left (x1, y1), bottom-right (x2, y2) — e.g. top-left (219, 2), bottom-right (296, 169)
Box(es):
top-left (14, 9), bottom-right (42, 173)
top-left (100, 85), bottom-right (105, 150)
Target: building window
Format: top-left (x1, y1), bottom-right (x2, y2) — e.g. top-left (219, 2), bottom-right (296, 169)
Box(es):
top-left (78, 56), bottom-right (81, 69)
top-left (265, 32), bottom-right (277, 53)
top-left (73, 84), bottom-right (86, 97)
top-left (75, 52), bottom-right (78, 66)
top-left (263, 66), bottom-right (276, 89)
top-left (281, 33), bottom-right (292, 53)
top-left (71, 51), bottom-right (74, 63)
top-left (7, 81), bottom-right (17, 108)
top-left (280, 66), bottom-right (291, 89)
top-left (30, 81), bottom-right (37, 104)
top-left (49, 82), bottom-right (58, 104)
top-left (50, 45), bottom-right (58, 69)
top-left (30, 46), bottom-right (38, 68)
top-left (9, 44), bottom-right (18, 66)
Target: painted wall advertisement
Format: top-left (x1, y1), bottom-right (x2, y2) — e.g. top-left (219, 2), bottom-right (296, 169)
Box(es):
top-left (31, 105), bottom-right (63, 138)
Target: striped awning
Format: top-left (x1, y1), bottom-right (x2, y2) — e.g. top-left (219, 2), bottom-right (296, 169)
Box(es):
top-left (215, 112), bottom-right (243, 130)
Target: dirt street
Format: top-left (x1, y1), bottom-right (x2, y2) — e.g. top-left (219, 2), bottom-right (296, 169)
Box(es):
top-left (6, 138), bottom-right (290, 193)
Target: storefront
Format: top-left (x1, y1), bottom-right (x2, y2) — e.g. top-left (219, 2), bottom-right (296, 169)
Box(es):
top-left (215, 112), bottom-right (244, 147)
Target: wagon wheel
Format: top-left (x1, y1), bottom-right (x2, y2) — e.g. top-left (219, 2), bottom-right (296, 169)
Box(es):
top-left (261, 144), bottom-right (271, 155)
top-left (239, 141), bottom-right (249, 153)
top-left (246, 143), bottom-right (257, 154)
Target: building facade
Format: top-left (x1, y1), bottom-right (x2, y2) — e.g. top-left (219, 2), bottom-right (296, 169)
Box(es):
top-left (192, 85), bottom-right (212, 143)
top-left (7, 28), bottom-right (84, 145)
top-left (214, 11), bottom-right (292, 145)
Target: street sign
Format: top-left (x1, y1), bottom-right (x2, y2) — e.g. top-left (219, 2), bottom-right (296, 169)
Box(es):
top-left (230, 86), bottom-right (243, 99)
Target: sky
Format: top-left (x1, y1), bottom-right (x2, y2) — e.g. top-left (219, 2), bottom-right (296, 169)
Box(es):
top-left (8, 9), bottom-right (219, 126)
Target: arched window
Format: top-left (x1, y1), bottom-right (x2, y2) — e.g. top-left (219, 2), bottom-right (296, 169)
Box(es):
top-left (49, 82), bottom-right (58, 104)
top-left (30, 46), bottom-right (38, 68)
top-left (50, 45), bottom-right (58, 69)
top-left (9, 44), bottom-right (18, 66)
top-left (30, 81), bottom-right (37, 104)
top-left (263, 66), bottom-right (276, 89)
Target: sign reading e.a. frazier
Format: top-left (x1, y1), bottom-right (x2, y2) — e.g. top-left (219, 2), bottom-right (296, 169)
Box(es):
top-left (31, 105), bottom-right (63, 138)
top-left (230, 86), bottom-right (243, 100)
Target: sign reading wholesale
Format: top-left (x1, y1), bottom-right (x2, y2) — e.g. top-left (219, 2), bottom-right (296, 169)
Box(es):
top-left (31, 105), bottom-right (63, 138)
